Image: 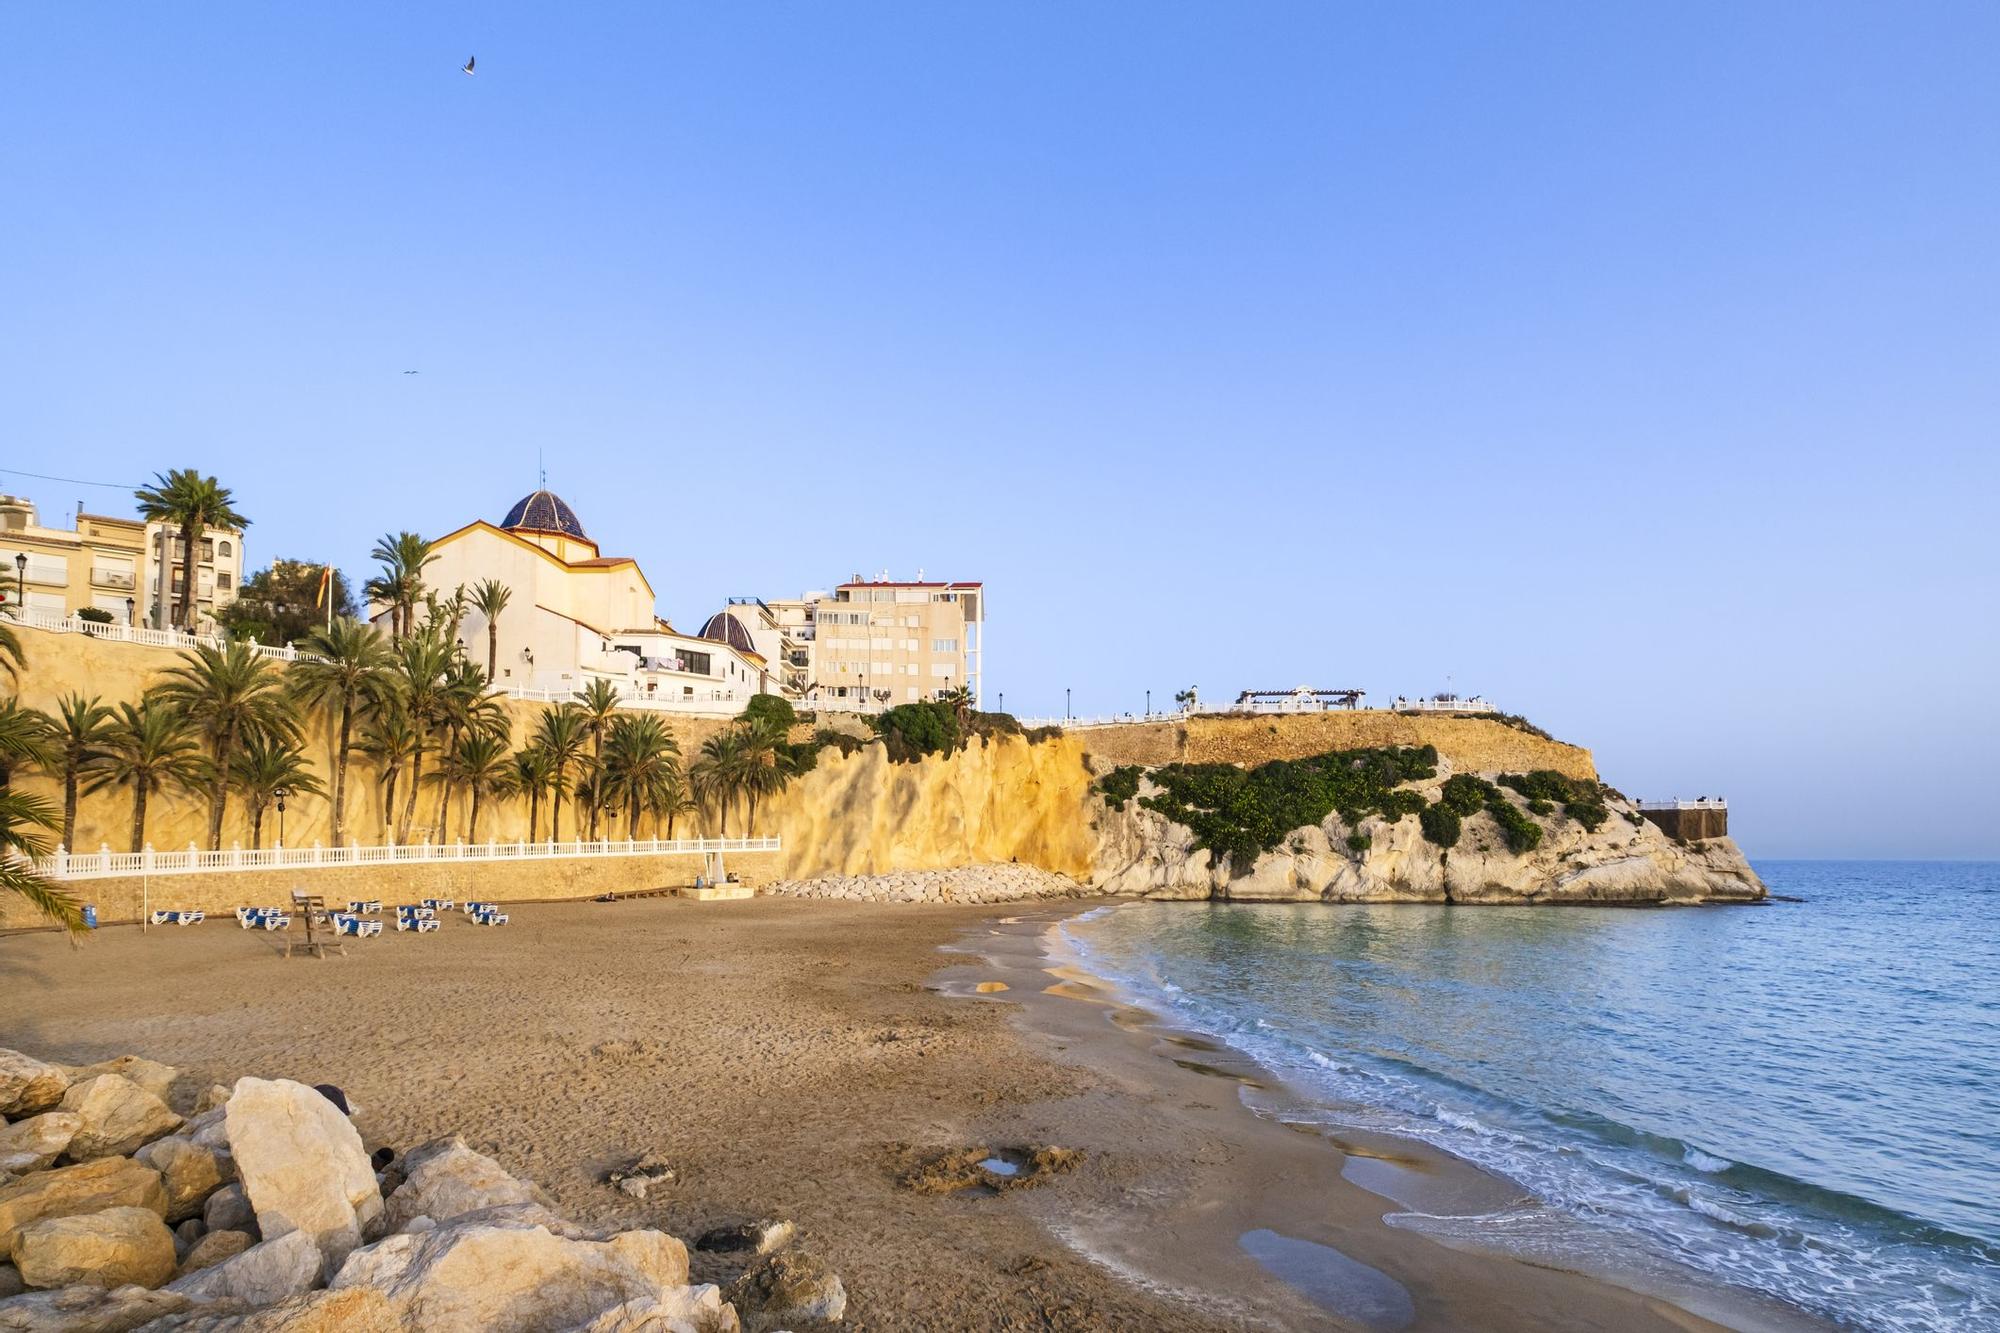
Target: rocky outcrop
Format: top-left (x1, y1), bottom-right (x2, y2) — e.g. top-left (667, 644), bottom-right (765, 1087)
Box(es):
top-left (380, 1139), bottom-right (546, 1233)
top-left (764, 863), bottom-right (1085, 904)
top-left (0, 1118), bottom-right (83, 1177)
top-left (727, 1249), bottom-right (845, 1332)
top-left (167, 1231), bottom-right (320, 1307)
top-left (135, 1137), bottom-right (232, 1224)
top-left (0, 1282), bottom-right (189, 1331)
top-left (57, 1078), bottom-right (182, 1161)
top-left (60, 1060), bottom-right (177, 1106)
top-left (177, 1230), bottom-right (253, 1277)
top-left (224, 1079), bottom-right (382, 1278)
top-left (0, 1158), bottom-right (167, 1253)
top-left (0, 1055), bottom-right (68, 1120)
top-left (12, 1208), bottom-right (176, 1291)
top-left (1090, 762), bottom-right (1764, 905)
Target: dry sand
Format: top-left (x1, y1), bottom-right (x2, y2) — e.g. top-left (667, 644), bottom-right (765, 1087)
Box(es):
top-left (0, 897), bottom-right (1815, 1330)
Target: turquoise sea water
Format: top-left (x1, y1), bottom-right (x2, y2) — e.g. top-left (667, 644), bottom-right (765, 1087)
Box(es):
top-left (1063, 862), bottom-right (2000, 1331)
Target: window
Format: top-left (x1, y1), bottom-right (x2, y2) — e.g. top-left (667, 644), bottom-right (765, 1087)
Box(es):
top-left (201, 539), bottom-right (214, 562)
top-left (904, 639), bottom-right (918, 652)
top-left (932, 638), bottom-right (958, 653)
top-left (930, 663), bottom-right (954, 677)
top-left (217, 540), bottom-right (232, 559)
top-left (905, 686), bottom-right (919, 699)
top-left (872, 660), bottom-right (891, 674)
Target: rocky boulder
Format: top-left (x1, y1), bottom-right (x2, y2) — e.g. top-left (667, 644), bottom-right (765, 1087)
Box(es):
top-left (12, 1206), bottom-right (176, 1290)
top-left (0, 1157), bottom-right (167, 1253)
top-left (135, 1136), bottom-right (232, 1223)
top-left (727, 1249), bottom-right (846, 1331)
top-left (329, 1220), bottom-right (696, 1331)
top-left (566, 1288), bottom-right (740, 1332)
top-left (201, 1184), bottom-right (253, 1235)
top-left (176, 1228), bottom-right (252, 1276)
top-left (0, 1053), bottom-right (68, 1120)
top-left (61, 1058), bottom-right (177, 1105)
top-left (380, 1139), bottom-right (544, 1233)
top-left (223, 1079), bottom-right (381, 1277)
top-left (166, 1229), bottom-right (319, 1307)
top-left (0, 1283), bottom-right (190, 1332)
top-left (135, 1286), bottom-right (398, 1332)
top-left (57, 1076), bottom-right (183, 1160)
top-left (0, 1115), bottom-right (84, 1175)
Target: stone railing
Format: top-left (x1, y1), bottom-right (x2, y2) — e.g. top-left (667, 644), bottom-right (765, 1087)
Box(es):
top-left (1636, 798), bottom-right (1728, 811)
top-left (10, 608), bottom-right (317, 663)
top-left (35, 835), bottom-right (781, 881)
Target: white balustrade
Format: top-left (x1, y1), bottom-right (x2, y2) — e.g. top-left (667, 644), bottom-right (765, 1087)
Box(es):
top-left (1635, 799), bottom-right (1728, 811)
top-left (10, 608), bottom-right (317, 663)
top-left (35, 835), bottom-right (782, 881)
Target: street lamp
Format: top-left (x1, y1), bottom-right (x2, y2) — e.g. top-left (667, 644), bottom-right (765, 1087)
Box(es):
top-left (13, 553), bottom-right (25, 611)
top-left (125, 596), bottom-right (135, 626)
top-left (998, 692), bottom-right (1004, 715)
top-left (1065, 687), bottom-right (1071, 721)
top-left (1146, 689), bottom-right (1151, 718)
top-left (274, 787), bottom-right (289, 850)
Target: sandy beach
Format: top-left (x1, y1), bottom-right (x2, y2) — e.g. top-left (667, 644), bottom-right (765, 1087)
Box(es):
top-left (0, 897), bottom-right (1814, 1330)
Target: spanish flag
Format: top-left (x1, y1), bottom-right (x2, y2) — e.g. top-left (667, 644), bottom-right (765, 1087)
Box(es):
top-left (315, 565), bottom-right (333, 609)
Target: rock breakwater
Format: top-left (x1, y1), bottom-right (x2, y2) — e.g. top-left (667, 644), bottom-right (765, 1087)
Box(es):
top-left (763, 864), bottom-right (1088, 905)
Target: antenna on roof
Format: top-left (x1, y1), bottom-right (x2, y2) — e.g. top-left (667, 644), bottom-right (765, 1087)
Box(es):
top-left (538, 448), bottom-right (546, 490)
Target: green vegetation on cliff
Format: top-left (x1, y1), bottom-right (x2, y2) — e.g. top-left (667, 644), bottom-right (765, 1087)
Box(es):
top-left (1108, 745), bottom-right (1440, 870)
top-left (1499, 770), bottom-right (1610, 832)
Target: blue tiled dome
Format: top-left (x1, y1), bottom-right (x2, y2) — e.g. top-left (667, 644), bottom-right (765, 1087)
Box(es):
top-left (501, 489), bottom-right (586, 538)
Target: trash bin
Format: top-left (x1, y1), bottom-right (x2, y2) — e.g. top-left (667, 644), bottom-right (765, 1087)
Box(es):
top-left (82, 905), bottom-right (98, 930)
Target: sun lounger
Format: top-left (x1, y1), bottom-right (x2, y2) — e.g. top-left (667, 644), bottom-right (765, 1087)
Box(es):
top-left (423, 898), bottom-right (455, 911)
top-left (173, 910), bottom-right (204, 925)
top-left (462, 900), bottom-right (496, 915)
top-left (395, 904), bottom-right (436, 919)
top-left (346, 900), bottom-right (383, 915)
top-left (470, 909), bottom-right (509, 925)
top-left (395, 916), bottom-right (439, 933)
top-left (333, 915), bottom-right (382, 938)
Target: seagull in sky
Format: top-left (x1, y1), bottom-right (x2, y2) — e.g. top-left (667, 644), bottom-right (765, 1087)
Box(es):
top-left (462, 56), bottom-right (476, 76)
top-left (403, 370), bottom-right (420, 375)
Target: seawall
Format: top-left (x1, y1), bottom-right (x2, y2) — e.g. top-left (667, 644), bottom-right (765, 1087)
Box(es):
top-left (1073, 712), bottom-right (1597, 782)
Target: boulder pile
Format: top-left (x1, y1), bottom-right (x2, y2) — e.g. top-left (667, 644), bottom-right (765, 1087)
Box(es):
top-left (0, 1048), bottom-right (839, 1332)
top-left (764, 863), bottom-right (1088, 904)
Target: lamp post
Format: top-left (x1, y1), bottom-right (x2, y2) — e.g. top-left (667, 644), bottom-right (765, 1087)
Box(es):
top-left (1065, 687), bottom-right (1071, 721)
top-left (13, 553), bottom-right (25, 612)
top-left (125, 596), bottom-right (135, 626)
top-left (998, 692), bottom-right (1004, 715)
top-left (1146, 689), bottom-right (1151, 718)
top-left (274, 787), bottom-right (289, 850)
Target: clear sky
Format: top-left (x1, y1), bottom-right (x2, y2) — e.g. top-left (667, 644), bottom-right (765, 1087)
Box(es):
top-left (5, 4), bottom-right (1996, 858)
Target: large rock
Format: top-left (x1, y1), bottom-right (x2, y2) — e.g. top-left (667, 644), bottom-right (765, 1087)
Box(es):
top-left (176, 1228), bottom-right (252, 1276)
top-left (0, 1283), bottom-right (190, 1332)
top-left (192, 1085), bottom-right (232, 1116)
top-left (0, 1054), bottom-right (68, 1119)
top-left (0, 1157), bottom-right (167, 1253)
top-left (61, 1059), bottom-right (177, 1105)
top-left (566, 1288), bottom-right (740, 1332)
top-left (135, 1137), bottom-right (232, 1223)
top-left (167, 1229), bottom-right (319, 1307)
top-left (13, 1206), bottom-right (177, 1290)
top-left (330, 1220), bottom-right (695, 1331)
top-left (381, 1139), bottom-right (543, 1233)
top-left (726, 1250), bottom-right (846, 1332)
top-left (58, 1076), bottom-right (183, 1160)
top-left (202, 1184), bottom-right (253, 1235)
top-left (0, 1115), bottom-right (84, 1175)
top-left (223, 1079), bottom-right (381, 1277)
top-left (0, 1266), bottom-right (18, 1299)
top-left (134, 1286), bottom-right (398, 1332)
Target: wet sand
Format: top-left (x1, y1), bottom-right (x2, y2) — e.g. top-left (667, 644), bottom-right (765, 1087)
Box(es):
top-left (0, 898), bottom-right (1815, 1329)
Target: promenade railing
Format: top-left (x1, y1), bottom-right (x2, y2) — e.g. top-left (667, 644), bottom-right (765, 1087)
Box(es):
top-left (11, 609), bottom-right (318, 664)
top-left (1635, 799), bottom-right (1728, 811)
top-left (35, 835), bottom-right (782, 882)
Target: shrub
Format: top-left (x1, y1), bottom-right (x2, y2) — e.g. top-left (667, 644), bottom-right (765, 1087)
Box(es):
top-left (1564, 800), bottom-right (1609, 832)
top-left (1023, 724), bottom-right (1064, 743)
top-left (76, 607), bottom-right (115, 624)
top-left (1488, 798), bottom-right (1544, 853)
top-left (1498, 770), bottom-right (1607, 834)
top-left (967, 710), bottom-right (1022, 741)
top-left (1440, 774), bottom-right (1497, 816)
top-left (1345, 831), bottom-right (1372, 852)
top-left (1378, 789), bottom-right (1428, 823)
top-left (870, 700), bottom-right (962, 763)
top-left (1527, 798), bottom-right (1554, 815)
top-left (740, 694), bottom-right (797, 731)
top-left (1419, 802), bottom-right (1462, 848)
top-left (1095, 766), bottom-right (1143, 811)
top-left (813, 728), bottom-right (866, 759)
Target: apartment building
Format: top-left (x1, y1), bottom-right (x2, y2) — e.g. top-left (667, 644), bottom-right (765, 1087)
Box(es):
top-left (805, 578), bottom-right (983, 710)
top-left (0, 494), bottom-right (244, 630)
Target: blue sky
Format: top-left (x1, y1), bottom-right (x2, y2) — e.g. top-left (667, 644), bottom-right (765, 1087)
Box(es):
top-left (4, 4), bottom-right (1996, 857)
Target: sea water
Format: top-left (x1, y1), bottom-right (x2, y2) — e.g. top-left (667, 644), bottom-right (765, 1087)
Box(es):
top-left (1063, 862), bottom-right (2000, 1331)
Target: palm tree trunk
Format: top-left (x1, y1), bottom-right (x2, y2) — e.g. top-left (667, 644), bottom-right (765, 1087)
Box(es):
top-left (487, 625), bottom-right (498, 680)
top-left (176, 521), bottom-right (199, 630)
top-left (587, 736), bottom-right (605, 839)
top-left (551, 785), bottom-right (564, 843)
top-left (250, 805), bottom-right (264, 851)
top-left (130, 784), bottom-right (147, 854)
top-left (62, 764), bottom-right (79, 849)
top-left (528, 789), bottom-right (541, 842)
top-left (468, 788), bottom-right (482, 843)
top-left (332, 702), bottom-right (354, 846)
top-left (399, 739), bottom-right (426, 842)
top-left (381, 766), bottom-right (398, 835)
top-left (207, 721), bottom-right (234, 849)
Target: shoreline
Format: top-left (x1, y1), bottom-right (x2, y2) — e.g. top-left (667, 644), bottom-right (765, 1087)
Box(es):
top-left (949, 899), bottom-right (1830, 1332)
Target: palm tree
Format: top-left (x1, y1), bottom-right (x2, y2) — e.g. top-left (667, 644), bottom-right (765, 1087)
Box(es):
top-left (288, 618), bottom-right (393, 846)
top-left (227, 732), bottom-right (324, 849)
top-left (690, 729), bottom-right (748, 836)
top-left (0, 699), bottom-right (53, 791)
top-left (152, 642), bottom-right (297, 848)
top-left (600, 715), bottom-right (678, 836)
top-left (435, 732), bottom-right (516, 842)
top-left (357, 698), bottom-right (419, 836)
top-left (365, 531), bottom-right (436, 640)
top-left (428, 656), bottom-right (503, 835)
top-left (655, 770), bottom-right (695, 839)
top-left (0, 789), bottom-right (83, 932)
top-left (133, 470), bottom-right (249, 630)
top-left (41, 694), bottom-right (114, 849)
top-left (511, 746), bottom-right (554, 841)
top-left (82, 698), bottom-right (204, 852)
top-left (532, 705), bottom-right (590, 842)
top-left (388, 631), bottom-right (454, 842)
top-left (470, 579), bottom-right (512, 679)
top-left (574, 678), bottom-right (623, 840)
top-left (0, 601), bottom-right (25, 685)
top-left (733, 716), bottom-right (801, 834)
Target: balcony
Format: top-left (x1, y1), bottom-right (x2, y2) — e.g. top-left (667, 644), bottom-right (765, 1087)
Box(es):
top-left (91, 567), bottom-right (136, 590)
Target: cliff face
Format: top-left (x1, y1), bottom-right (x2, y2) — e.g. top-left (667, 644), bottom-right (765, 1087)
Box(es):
top-left (1088, 760), bottom-right (1764, 906)
top-left (763, 733), bottom-right (1098, 881)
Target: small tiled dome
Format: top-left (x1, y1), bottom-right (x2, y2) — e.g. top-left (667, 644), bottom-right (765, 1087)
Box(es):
top-left (698, 611), bottom-right (757, 655)
top-left (502, 489), bottom-right (586, 539)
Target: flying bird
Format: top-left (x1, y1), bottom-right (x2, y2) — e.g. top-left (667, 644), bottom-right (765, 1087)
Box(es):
top-left (403, 370), bottom-right (420, 375)
top-left (462, 56), bottom-right (476, 76)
